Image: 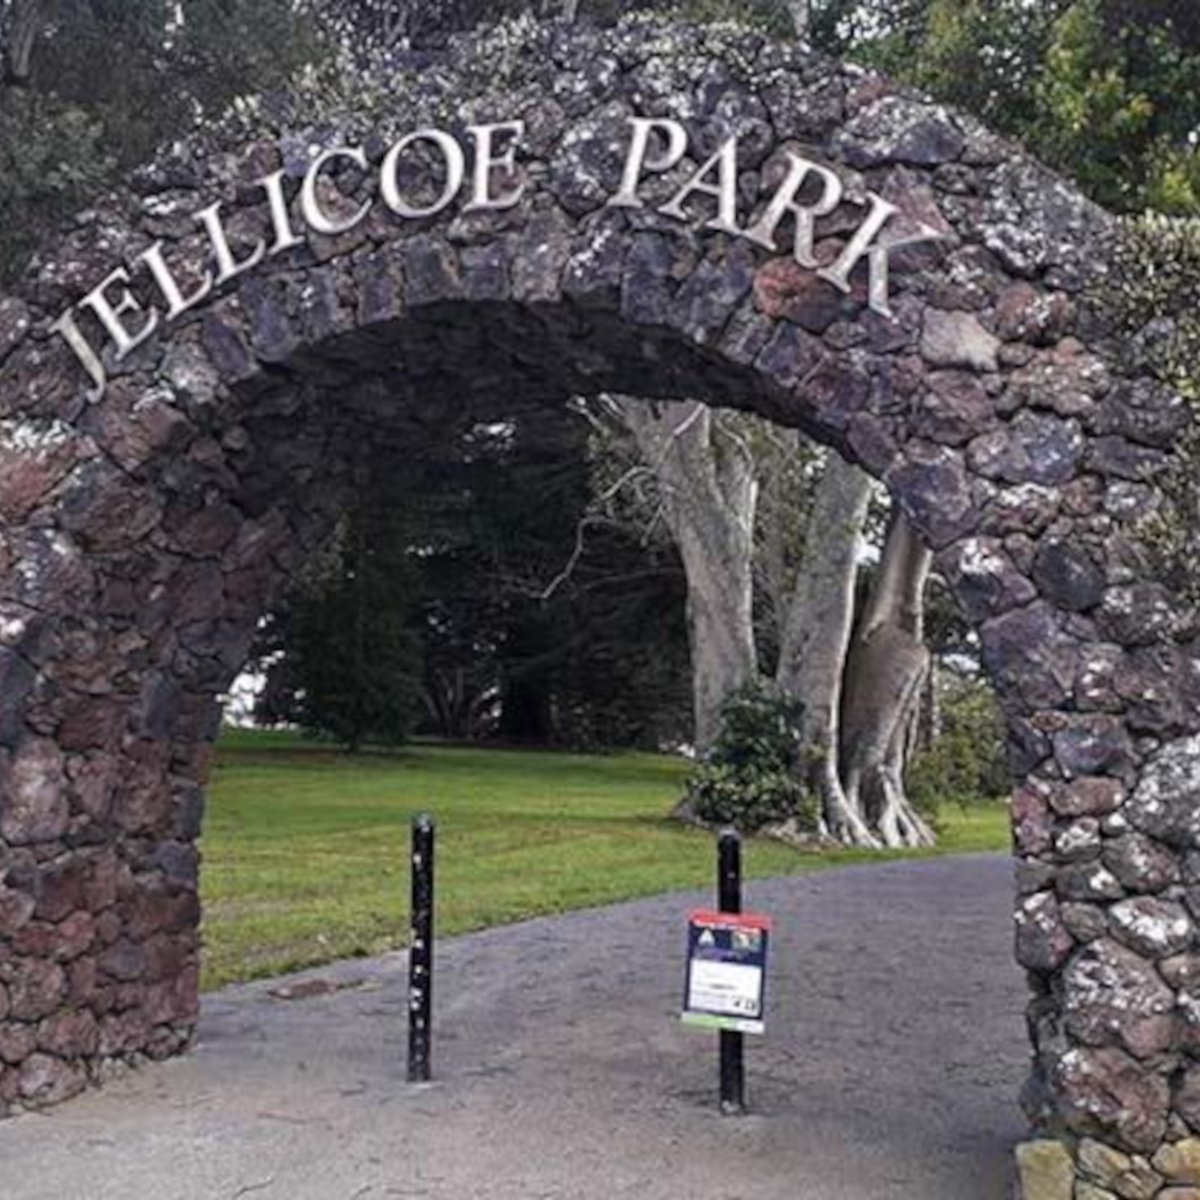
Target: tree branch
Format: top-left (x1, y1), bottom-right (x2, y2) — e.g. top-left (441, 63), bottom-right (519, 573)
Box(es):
top-left (857, 509), bottom-right (934, 641)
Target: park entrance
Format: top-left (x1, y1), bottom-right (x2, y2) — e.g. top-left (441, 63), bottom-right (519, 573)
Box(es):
top-left (0, 15), bottom-right (1197, 1194)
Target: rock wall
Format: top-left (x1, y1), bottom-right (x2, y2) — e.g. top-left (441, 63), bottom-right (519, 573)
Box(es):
top-left (0, 15), bottom-right (1195, 1192)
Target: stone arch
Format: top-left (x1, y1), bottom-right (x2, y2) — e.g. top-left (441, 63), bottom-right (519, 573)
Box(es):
top-left (0, 15), bottom-right (1195, 1191)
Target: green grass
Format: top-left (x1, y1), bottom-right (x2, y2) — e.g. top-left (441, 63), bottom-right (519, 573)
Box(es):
top-left (200, 730), bottom-right (1011, 990)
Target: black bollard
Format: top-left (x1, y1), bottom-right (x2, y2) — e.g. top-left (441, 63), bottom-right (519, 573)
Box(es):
top-left (408, 813), bottom-right (435, 1084)
top-left (717, 828), bottom-right (745, 1115)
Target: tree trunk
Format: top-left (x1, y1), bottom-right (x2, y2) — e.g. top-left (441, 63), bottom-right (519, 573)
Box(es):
top-left (498, 612), bottom-right (558, 744)
top-left (774, 454), bottom-right (876, 846)
top-left (676, 513), bottom-right (757, 753)
top-left (424, 666), bottom-right (480, 740)
top-left (918, 660), bottom-right (940, 752)
top-left (839, 511), bottom-right (937, 848)
top-left (614, 399), bottom-right (758, 753)
top-left (498, 674), bottom-right (554, 743)
top-left (604, 396), bottom-right (936, 848)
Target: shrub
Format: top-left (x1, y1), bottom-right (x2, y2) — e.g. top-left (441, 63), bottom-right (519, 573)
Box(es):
top-left (908, 672), bottom-right (1009, 812)
top-left (685, 683), bottom-right (817, 832)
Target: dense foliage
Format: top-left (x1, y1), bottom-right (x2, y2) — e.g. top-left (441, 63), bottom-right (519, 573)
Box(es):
top-left (908, 672), bottom-right (1010, 816)
top-left (685, 684), bottom-right (817, 832)
top-left (0, 0), bottom-right (319, 280)
top-left (254, 404), bottom-right (693, 751)
top-left (1097, 213), bottom-right (1200, 604)
top-left (820, 0), bottom-right (1200, 216)
top-left (256, 500), bottom-right (426, 751)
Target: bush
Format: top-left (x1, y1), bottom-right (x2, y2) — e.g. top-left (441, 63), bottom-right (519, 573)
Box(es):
top-left (685, 683), bottom-right (818, 832)
top-left (908, 672), bottom-right (1009, 812)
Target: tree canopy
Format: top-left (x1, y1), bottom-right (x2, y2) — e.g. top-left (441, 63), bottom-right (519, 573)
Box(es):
top-left (0, 0), bottom-right (319, 279)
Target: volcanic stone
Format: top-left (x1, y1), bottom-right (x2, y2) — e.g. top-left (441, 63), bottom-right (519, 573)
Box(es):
top-left (920, 308), bottom-right (1000, 372)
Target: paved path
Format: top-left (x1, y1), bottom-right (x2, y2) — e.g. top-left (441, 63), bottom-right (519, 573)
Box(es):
top-left (0, 854), bottom-right (1026, 1200)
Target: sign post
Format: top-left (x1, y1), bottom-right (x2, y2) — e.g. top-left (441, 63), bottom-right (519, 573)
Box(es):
top-left (718, 830), bottom-right (745, 1114)
top-left (407, 813), bottom-right (435, 1084)
top-left (681, 829), bottom-right (772, 1114)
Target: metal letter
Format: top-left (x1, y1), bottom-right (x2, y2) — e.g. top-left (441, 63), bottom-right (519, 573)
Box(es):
top-left (78, 266), bottom-right (159, 362)
top-left (381, 129), bottom-right (466, 220)
top-left (300, 145), bottom-right (372, 236)
top-left (195, 201), bottom-right (265, 287)
top-left (49, 308), bottom-right (107, 402)
top-left (138, 241), bottom-right (213, 321)
top-left (742, 153), bottom-right (842, 268)
top-left (260, 168), bottom-right (306, 256)
top-left (657, 135), bottom-right (742, 236)
top-left (608, 117), bottom-right (688, 209)
top-left (819, 192), bottom-right (946, 318)
top-left (465, 120), bottom-right (527, 213)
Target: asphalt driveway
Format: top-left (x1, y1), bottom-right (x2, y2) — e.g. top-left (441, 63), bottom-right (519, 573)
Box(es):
top-left (0, 854), bottom-right (1026, 1200)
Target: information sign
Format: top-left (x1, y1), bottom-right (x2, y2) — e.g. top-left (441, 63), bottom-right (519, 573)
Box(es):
top-left (682, 909), bottom-right (772, 1036)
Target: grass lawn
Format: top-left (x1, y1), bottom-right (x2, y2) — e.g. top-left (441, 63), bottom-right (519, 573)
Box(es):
top-left (200, 730), bottom-right (1011, 989)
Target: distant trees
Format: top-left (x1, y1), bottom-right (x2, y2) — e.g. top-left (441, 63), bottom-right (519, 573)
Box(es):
top-left (256, 493), bottom-right (426, 753)
top-left (838, 0), bottom-right (1200, 216)
top-left (254, 402), bottom-right (693, 752)
top-left (0, 0), bottom-right (320, 281)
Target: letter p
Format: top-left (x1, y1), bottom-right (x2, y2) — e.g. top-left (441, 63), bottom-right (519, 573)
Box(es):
top-left (609, 118), bottom-right (688, 209)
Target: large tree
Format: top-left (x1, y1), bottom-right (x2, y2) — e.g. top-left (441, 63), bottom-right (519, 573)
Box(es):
top-left (604, 398), bottom-right (759, 753)
top-left (586, 394), bottom-right (937, 847)
top-left (839, 0), bottom-right (1200, 215)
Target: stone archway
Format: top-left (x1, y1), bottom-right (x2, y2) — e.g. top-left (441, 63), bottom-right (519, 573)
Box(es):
top-left (0, 15), bottom-right (1195, 1193)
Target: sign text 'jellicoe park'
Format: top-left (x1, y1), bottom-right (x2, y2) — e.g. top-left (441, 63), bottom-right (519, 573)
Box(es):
top-left (51, 117), bottom-right (946, 400)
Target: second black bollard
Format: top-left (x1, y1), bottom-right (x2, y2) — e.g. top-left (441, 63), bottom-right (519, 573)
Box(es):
top-left (408, 813), bottom-right (435, 1084)
top-left (718, 828), bottom-right (745, 1115)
